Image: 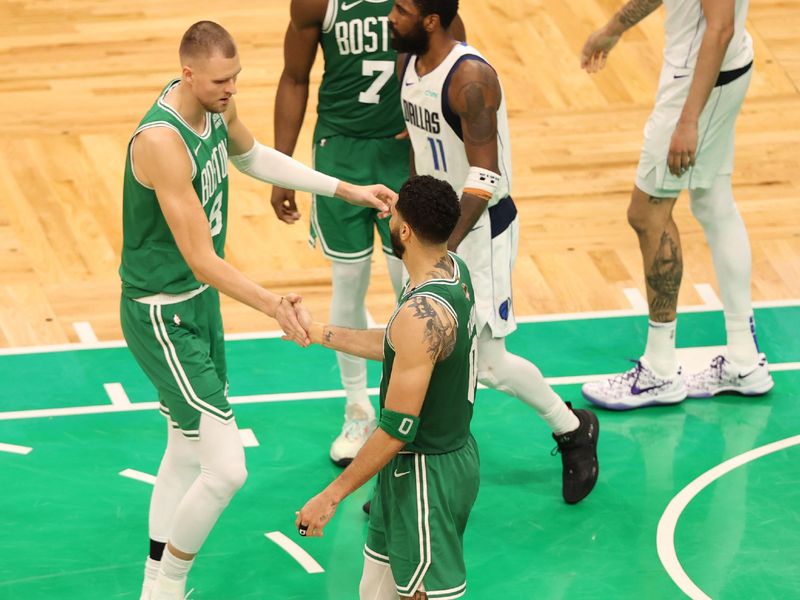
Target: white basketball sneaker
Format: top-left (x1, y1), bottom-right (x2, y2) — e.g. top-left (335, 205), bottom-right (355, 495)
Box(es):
top-left (686, 353), bottom-right (774, 398)
top-left (149, 575), bottom-right (187, 600)
top-left (582, 358), bottom-right (687, 410)
top-left (330, 403), bottom-right (376, 467)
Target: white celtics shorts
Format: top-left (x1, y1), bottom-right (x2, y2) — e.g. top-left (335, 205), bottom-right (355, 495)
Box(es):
top-left (456, 196), bottom-right (519, 338)
top-left (636, 61), bottom-right (752, 197)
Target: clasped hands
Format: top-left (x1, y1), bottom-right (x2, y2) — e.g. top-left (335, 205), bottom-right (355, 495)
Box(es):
top-left (274, 293), bottom-right (315, 347)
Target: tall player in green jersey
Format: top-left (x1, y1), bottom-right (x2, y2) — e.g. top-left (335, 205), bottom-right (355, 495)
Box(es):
top-left (272, 0), bottom-right (465, 467)
top-left (293, 176), bottom-right (479, 600)
top-left (122, 22), bottom-right (396, 600)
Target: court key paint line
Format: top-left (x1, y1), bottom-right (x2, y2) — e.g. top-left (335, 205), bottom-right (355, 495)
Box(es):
top-left (72, 321), bottom-right (98, 343)
top-left (119, 468), bottom-right (157, 485)
top-left (264, 532), bottom-right (324, 574)
top-left (656, 434), bottom-right (800, 600)
top-left (0, 442), bottom-right (33, 455)
top-left (104, 382), bottom-right (131, 406)
top-left (1, 362), bottom-right (799, 422)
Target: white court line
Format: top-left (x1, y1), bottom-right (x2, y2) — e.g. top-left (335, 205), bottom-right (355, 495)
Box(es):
top-left (623, 288), bottom-right (649, 312)
top-left (0, 442), bottom-right (33, 455)
top-left (1, 361), bottom-right (798, 422)
top-left (265, 532), bottom-right (324, 574)
top-left (694, 284), bottom-right (723, 310)
top-left (72, 321), bottom-right (98, 343)
top-left (239, 428), bottom-right (259, 448)
top-left (119, 468), bottom-right (157, 485)
top-left (103, 383), bottom-right (131, 406)
top-left (656, 434), bottom-right (800, 600)
top-left (0, 299), bottom-right (797, 356)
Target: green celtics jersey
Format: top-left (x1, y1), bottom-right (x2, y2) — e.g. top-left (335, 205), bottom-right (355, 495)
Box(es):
top-left (315, 0), bottom-right (406, 141)
top-left (120, 79), bottom-right (229, 298)
top-left (380, 254), bottom-right (478, 454)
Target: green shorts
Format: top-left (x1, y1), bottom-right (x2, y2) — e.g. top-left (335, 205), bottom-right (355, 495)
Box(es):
top-left (365, 435), bottom-right (480, 599)
top-left (120, 286), bottom-right (231, 438)
top-left (310, 135), bottom-right (410, 262)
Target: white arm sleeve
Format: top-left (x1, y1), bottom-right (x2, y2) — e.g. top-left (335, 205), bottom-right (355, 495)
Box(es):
top-left (229, 141), bottom-right (340, 197)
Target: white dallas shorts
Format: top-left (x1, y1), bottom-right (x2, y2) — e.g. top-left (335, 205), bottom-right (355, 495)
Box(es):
top-left (636, 61), bottom-right (752, 197)
top-left (456, 196), bottom-right (519, 338)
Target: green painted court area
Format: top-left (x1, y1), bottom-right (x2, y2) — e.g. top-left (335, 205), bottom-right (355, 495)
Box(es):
top-left (1, 306), bottom-right (798, 599)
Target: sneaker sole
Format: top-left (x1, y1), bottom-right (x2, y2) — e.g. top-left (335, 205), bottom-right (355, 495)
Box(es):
top-left (686, 376), bottom-right (775, 399)
top-left (330, 455), bottom-right (354, 468)
top-left (583, 389), bottom-right (687, 411)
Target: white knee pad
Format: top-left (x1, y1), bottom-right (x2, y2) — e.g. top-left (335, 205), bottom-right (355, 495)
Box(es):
top-left (360, 559), bottom-right (399, 600)
top-left (689, 174), bottom-right (738, 226)
top-left (198, 416), bottom-right (247, 503)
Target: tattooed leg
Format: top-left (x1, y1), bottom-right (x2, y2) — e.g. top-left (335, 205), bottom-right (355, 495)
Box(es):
top-left (627, 186), bottom-right (682, 322)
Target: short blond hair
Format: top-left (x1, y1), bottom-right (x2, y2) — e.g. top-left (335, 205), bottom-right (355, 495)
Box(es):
top-left (179, 21), bottom-right (237, 61)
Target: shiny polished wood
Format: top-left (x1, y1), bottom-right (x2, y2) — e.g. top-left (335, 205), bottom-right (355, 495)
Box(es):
top-left (1, 0), bottom-right (798, 346)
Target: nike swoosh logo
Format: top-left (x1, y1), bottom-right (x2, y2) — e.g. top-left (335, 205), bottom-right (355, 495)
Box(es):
top-left (193, 142), bottom-right (202, 156)
top-left (469, 225), bottom-right (484, 232)
top-left (341, 0), bottom-right (388, 11)
top-left (673, 74), bottom-right (690, 79)
top-left (393, 469), bottom-right (410, 478)
top-left (404, 81), bottom-right (415, 87)
top-left (631, 382), bottom-right (668, 395)
top-left (738, 367), bottom-right (761, 379)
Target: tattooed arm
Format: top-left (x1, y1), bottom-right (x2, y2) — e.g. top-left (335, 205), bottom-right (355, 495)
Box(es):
top-left (580, 0), bottom-right (663, 72)
top-left (294, 295), bottom-right (457, 537)
top-left (306, 322), bottom-right (386, 361)
top-left (446, 59), bottom-right (502, 252)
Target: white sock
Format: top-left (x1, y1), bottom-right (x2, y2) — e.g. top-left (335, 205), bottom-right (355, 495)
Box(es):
top-left (330, 259), bottom-right (374, 417)
top-left (167, 415), bottom-right (247, 554)
top-left (476, 328), bottom-right (579, 435)
top-left (725, 312), bottom-right (759, 368)
top-left (159, 546), bottom-right (193, 582)
top-left (643, 320), bottom-right (678, 377)
top-left (145, 556), bottom-right (160, 578)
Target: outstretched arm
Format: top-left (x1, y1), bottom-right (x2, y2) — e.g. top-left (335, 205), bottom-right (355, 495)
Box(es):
top-left (132, 127), bottom-right (309, 344)
top-left (667, 0), bottom-right (735, 175)
top-left (580, 0), bottom-right (663, 72)
top-left (295, 297), bottom-right (457, 537)
top-left (225, 97), bottom-right (396, 212)
top-left (445, 59), bottom-right (502, 252)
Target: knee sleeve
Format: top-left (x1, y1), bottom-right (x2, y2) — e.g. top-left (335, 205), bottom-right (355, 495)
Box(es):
top-left (331, 259), bottom-right (371, 328)
top-left (360, 559), bottom-right (399, 600)
top-left (689, 174), bottom-right (739, 226)
top-left (198, 416), bottom-right (247, 502)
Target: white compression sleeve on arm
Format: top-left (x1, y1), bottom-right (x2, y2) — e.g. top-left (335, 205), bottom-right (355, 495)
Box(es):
top-left (229, 141), bottom-right (340, 197)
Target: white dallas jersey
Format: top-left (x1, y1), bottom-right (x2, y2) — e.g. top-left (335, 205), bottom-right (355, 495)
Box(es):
top-left (401, 43), bottom-right (512, 207)
top-left (663, 0), bottom-right (753, 71)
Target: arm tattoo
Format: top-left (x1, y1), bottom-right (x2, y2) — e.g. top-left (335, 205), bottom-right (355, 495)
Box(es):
top-left (323, 327), bottom-right (334, 344)
top-left (646, 231), bottom-right (683, 321)
top-left (408, 296), bottom-right (457, 362)
top-left (455, 66), bottom-right (500, 146)
top-left (616, 0), bottom-right (662, 29)
top-left (425, 256), bottom-right (455, 280)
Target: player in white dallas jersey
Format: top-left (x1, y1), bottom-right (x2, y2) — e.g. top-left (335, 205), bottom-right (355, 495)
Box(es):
top-left (390, 0), bottom-right (600, 506)
top-left (580, 0), bottom-right (773, 411)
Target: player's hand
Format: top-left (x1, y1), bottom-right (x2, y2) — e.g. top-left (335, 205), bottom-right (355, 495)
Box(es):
top-left (580, 26), bottom-right (621, 73)
top-left (394, 129), bottom-right (410, 140)
top-left (271, 186), bottom-right (301, 224)
top-left (335, 182), bottom-right (397, 217)
top-left (276, 293), bottom-right (310, 347)
top-left (667, 120), bottom-right (697, 176)
top-left (295, 490), bottom-right (339, 538)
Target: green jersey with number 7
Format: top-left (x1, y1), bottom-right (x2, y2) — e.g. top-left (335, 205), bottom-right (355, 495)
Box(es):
top-left (314, 0), bottom-right (406, 142)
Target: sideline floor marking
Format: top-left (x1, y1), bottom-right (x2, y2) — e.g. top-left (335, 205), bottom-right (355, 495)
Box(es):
top-left (0, 442), bottom-right (33, 455)
top-left (72, 321), bottom-right (98, 344)
top-left (119, 468), bottom-right (157, 485)
top-left (104, 382), bottom-right (131, 406)
top-left (239, 428), bottom-right (260, 448)
top-left (265, 532), bottom-right (324, 574)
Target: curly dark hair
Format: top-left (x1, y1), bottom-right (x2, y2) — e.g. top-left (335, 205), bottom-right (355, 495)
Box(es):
top-left (412, 0), bottom-right (459, 29)
top-left (396, 175), bottom-right (461, 244)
